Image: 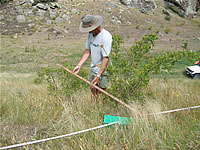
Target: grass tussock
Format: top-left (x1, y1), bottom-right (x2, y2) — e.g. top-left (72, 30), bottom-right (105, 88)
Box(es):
top-left (0, 73), bottom-right (200, 149)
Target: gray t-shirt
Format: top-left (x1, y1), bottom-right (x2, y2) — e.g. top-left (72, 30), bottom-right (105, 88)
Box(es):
top-left (85, 29), bottom-right (112, 74)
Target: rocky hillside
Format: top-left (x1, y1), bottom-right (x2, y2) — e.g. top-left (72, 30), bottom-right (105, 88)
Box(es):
top-left (1, 0), bottom-right (200, 52)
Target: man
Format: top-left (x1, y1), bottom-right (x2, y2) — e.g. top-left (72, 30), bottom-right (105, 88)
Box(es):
top-left (73, 14), bottom-right (112, 100)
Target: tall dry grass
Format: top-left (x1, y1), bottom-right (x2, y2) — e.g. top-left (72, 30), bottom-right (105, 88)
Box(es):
top-left (0, 73), bottom-right (199, 149)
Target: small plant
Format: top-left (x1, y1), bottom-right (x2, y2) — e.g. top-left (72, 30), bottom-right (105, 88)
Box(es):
top-left (164, 28), bottom-right (170, 34)
top-left (183, 41), bottom-right (188, 49)
top-left (24, 46), bottom-right (37, 52)
top-left (148, 26), bottom-right (152, 30)
top-left (136, 24), bottom-right (140, 29)
top-left (156, 30), bottom-right (160, 34)
top-left (46, 33), bottom-right (51, 40)
top-left (47, 27), bottom-right (55, 32)
top-left (164, 15), bottom-right (171, 21)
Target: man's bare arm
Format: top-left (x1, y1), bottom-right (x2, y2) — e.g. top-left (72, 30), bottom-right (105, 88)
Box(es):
top-left (98, 57), bottom-right (109, 77)
top-left (73, 49), bottom-right (90, 74)
top-left (91, 57), bottom-right (109, 85)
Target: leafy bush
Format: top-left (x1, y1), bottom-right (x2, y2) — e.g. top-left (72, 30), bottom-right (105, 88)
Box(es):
top-left (108, 33), bottom-right (200, 102)
top-left (36, 64), bottom-right (88, 97)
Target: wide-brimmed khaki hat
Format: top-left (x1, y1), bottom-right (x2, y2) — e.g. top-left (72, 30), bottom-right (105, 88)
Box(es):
top-left (79, 14), bottom-right (103, 33)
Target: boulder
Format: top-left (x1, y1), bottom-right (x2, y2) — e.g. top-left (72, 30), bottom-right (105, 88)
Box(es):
top-left (35, 9), bottom-right (46, 16)
top-left (49, 2), bottom-right (59, 9)
top-left (164, 0), bottom-right (200, 17)
top-left (36, 3), bottom-right (49, 11)
top-left (25, 0), bottom-right (34, 5)
top-left (49, 10), bottom-right (57, 18)
top-left (120, 0), bottom-right (157, 11)
top-left (46, 19), bottom-right (52, 25)
top-left (55, 17), bottom-right (62, 23)
top-left (111, 16), bottom-right (122, 25)
top-left (105, 8), bottom-right (112, 13)
top-left (71, 8), bottom-right (78, 14)
top-left (16, 15), bottom-right (26, 23)
top-left (105, 2), bottom-right (118, 8)
top-left (0, 15), bottom-right (4, 20)
top-left (24, 9), bottom-right (34, 16)
top-left (62, 14), bottom-right (69, 21)
top-left (15, 6), bottom-right (24, 15)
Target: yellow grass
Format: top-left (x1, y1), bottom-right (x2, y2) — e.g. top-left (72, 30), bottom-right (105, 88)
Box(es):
top-left (1, 73), bottom-right (199, 149)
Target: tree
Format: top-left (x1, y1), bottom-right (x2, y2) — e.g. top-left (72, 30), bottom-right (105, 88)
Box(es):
top-left (108, 33), bottom-right (200, 102)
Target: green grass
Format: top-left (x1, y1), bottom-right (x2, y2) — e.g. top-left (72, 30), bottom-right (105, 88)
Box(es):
top-left (156, 57), bottom-right (199, 78)
top-left (0, 35), bottom-right (85, 73)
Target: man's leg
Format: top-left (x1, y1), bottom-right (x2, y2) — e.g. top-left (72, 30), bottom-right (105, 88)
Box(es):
top-left (90, 85), bottom-right (106, 101)
top-left (90, 85), bottom-right (98, 102)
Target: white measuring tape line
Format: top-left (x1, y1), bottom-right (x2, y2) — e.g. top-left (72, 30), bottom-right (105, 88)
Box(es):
top-left (148, 105), bottom-right (200, 115)
top-left (0, 121), bottom-right (120, 150)
top-left (0, 105), bottom-right (199, 150)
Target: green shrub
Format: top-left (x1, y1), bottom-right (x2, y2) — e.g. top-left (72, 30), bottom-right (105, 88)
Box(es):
top-left (136, 24), bottom-right (140, 29)
top-left (36, 64), bottom-right (88, 96)
top-left (164, 15), bottom-right (171, 21)
top-left (183, 41), bottom-right (188, 49)
top-left (164, 28), bottom-right (170, 34)
top-left (148, 26), bottom-right (152, 30)
top-left (108, 33), bottom-right (200, 102)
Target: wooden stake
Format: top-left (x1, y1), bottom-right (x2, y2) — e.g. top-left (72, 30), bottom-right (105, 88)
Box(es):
top-left (57, 64), bottom-right (134, 112)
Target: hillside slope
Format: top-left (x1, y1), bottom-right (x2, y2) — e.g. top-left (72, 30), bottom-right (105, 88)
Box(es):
top-left (1, 0), bottom-right (200, 72)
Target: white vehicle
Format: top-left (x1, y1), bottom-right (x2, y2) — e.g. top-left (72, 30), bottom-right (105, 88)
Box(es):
top-left (186, 60), bottom-right (200, 79)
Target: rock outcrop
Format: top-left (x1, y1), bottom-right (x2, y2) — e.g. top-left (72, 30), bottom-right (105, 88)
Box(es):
top-left (164, 0), bottom-right (200, 17)
top-left (120, 0), bottom-right (157, 11)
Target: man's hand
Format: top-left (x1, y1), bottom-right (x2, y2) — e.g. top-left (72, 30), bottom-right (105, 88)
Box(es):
top-left (91, 76), bottom-right (100, 86)
top-left (73, 65), bottom-right (80, 75)
top-left (90, 76), bottom-right (100, 92)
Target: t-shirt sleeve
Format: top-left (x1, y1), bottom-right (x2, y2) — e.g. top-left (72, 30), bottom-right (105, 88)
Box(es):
top-left (101, 34), bottom-right (112, 57)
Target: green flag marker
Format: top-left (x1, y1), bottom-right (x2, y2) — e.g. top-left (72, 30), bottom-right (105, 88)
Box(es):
top-left (104, 115), bottom-right (135, 125)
